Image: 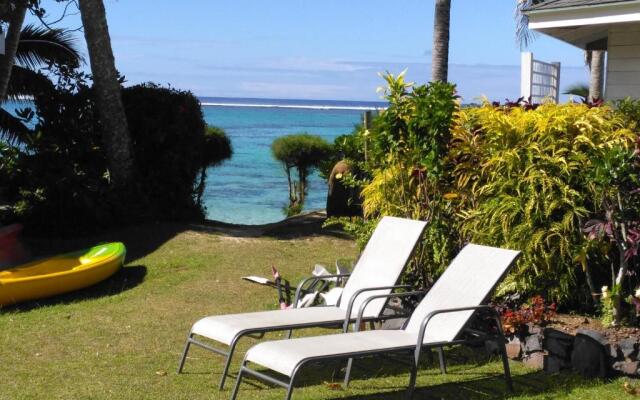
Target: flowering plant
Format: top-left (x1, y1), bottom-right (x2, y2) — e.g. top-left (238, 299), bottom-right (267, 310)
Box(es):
top-left (495, 295), bottom-right (557, 334)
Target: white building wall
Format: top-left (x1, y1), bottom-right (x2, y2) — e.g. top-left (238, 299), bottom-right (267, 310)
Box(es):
top-left (607, 23), bottom-right (640, 100)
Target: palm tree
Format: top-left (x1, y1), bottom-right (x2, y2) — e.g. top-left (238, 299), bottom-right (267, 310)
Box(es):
top-left (78, 0), bottom-right (134, 187)
top-left (515, 0), bottom-right (537, 49)
top-left (0, 1), bottom-right (28, 100)
top-left (0, 24), bottom-right (82, 142)
top-left (431, 0), bottom-right (451, 82)
top-left (587, 50), bottom-right (605, 101)
top-left (563, 82), bottom-right (589, 102)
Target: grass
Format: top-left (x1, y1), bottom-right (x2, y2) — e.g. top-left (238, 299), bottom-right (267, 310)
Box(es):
top-left (1, 221), bottom-right (638, 399)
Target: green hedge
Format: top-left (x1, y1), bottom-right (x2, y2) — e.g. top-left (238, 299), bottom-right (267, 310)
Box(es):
top-left (1, 79), bottom-right (231, 233)
top-left (332, 71), bottom-right (640, 313)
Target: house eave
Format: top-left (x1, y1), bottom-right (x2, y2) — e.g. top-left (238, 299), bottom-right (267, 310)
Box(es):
top-left (524, 0), bottom-right (640, 15)
top-left (527, 1), bottom-right (640, 29)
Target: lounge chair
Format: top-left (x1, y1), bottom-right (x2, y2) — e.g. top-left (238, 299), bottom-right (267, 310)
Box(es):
top-left (231, 243), bottom-right (521, 400)
top-left (177, 216), bottom-right (428, 389)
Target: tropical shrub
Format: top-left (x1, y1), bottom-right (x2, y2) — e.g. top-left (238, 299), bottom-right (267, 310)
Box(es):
top-left (328, 75), bottom-right (640, 311)
top-left (318, 126), bottom-right (366, 181)
top-left (7, 69), bottom-right (110, 232)
top-left (615, 97), bottom-right (640, 131)
top-left (0, 141), bottom-right (20, 222)
top-left (271, 133), bottom-right (332, 216)
top-left (451, 103), bottom-right (636, 301)
top-left (122, 83), bottom-right (220, 220)
top-left (581, 127), bottom-right (640, 325)
top-left (494, 295), bottom-right (557, 335)
top-left (332, 71), bottom-right (459, 288)
top-left (1, 72), bottom-right (231, 232)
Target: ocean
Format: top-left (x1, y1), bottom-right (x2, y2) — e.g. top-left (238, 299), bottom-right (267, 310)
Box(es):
top-left (2, 97), bottom-right (386, 225)
top-left (200, 97), bottom-right (384, 225)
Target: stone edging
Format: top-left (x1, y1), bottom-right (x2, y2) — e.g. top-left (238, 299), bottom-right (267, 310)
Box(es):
top-left (507, 324), bottom-right (639, 377)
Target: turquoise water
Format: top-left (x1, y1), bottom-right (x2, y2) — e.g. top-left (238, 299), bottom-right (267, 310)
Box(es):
top-left (2, 98), bottom-right (382, 225)
top-left (201, 102), bottom-right (368, 225)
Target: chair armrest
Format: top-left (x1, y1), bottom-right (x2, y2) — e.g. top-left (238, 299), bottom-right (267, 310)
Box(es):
top-left (293, 273), bottom-right (351, 308)
top-left (354, 291), bottom-right (426, 332)
top-left (341, 284), bottom-right (413, 332)
top-left (415, 305), bottom-right (503, 359)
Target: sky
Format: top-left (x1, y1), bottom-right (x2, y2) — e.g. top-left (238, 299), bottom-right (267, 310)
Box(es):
top-left (26, 0), bottom-right (590, 102)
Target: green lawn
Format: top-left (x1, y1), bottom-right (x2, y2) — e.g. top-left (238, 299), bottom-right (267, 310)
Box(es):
top-left (0, 222), bottom-right (638, 399)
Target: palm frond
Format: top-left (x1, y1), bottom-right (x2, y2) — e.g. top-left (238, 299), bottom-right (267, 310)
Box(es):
top-left (563, 83), bottom-right (589, 100)
top-left (5, 66), bottom-right (53, 101)
top-left (0, 106), bottom-right (32, 144)
top-left (515, 0), bottom-right (538, 49)
top-left (15, 24), bottom-right (83, 70)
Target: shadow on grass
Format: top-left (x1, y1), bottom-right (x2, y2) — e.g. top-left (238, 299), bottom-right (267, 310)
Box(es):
top-left (195, 211), bottom-right (352, 241)
top-left (236, 346), bottom-right (606, 400)
top-left (1, 264), bottom-right (147, 313)
top-left (22, 222), bottom-right (189, 264)
top-left (21, 212), bottom-right (348, 269)
top-left (331, 369), bottom-right (594, 400)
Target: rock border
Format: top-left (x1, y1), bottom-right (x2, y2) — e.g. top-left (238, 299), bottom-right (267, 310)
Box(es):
top-left (506, 324), bottom-right (639, 377)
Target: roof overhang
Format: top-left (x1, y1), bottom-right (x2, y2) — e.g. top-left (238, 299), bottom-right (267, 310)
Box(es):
top-left (525, 1), bottom-right (640, 48)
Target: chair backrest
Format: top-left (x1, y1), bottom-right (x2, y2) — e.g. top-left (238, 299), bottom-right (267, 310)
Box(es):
top-left (404, 244), bottom-right (520, 343)
top-left (338, 216), bottom-right (427, 317)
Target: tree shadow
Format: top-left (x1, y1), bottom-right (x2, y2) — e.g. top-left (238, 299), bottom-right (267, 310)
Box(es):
top-left (329, 369), bottom-right (597, 400)
top-left (1, 264), bottom-right (147, 313)
top-left (287, 346), bottom-right (498, 387)
top-left (236, 346), bottom-right (608, 400)
top-left (20, 212), bottom-right (349, 267)
top-left (21, 222), bottom-right (189, 263)
top-left (194, 210), bottom-right (352, 240)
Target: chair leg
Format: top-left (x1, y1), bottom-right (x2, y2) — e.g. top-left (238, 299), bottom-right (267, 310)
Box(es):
top-left (343, 358), bottom-right (354, 387)
top-left (177, 332), bottom-right (193, 373)
top-left (498, 339), bottom-right (514, 392)
top-left (285, 369), bottom-right (299, 400)
top-left (406, 357), bottom-right (418, 400)
top-left (284, 382), bottom-right (295, 400)
top-left (219, 337), bottom-right (240, 390)
top-left (230, 362), bottom-right (246, 400)
top-left (437, 347), bottom-right (447, 374)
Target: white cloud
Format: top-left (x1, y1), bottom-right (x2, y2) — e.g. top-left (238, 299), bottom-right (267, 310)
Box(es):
top-left (239, 81), bottom-right (350, 99)
top-left (260, 57), bottom-right (372, 73)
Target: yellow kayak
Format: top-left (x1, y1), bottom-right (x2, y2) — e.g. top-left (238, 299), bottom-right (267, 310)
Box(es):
top-left (0, 242), bottom-right (126, 306)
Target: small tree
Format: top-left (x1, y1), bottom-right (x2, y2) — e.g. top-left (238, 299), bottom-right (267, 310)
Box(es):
top-left (195, 125), bottom-right (232, 205)
top-left (271, 133), bottom-right (332, 215)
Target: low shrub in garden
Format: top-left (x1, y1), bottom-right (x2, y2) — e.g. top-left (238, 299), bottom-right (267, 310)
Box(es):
top-left (493, 295), bottom-right (557, 335)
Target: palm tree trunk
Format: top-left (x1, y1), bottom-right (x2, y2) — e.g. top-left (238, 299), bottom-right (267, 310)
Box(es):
top-left (78, 0), bottom-right (134, 186)
top-left (0, 1), bottom-right (27, 100)
top-left (431, 0), bottom-right (451, 82)
top-left (588, 50), bottom-right (605, 101)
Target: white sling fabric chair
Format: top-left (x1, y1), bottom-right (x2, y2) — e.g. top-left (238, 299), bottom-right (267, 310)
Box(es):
top-left (231, 244), bottom-right (521, 400)
top-left (177, 216), bottom-right (427, 389)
